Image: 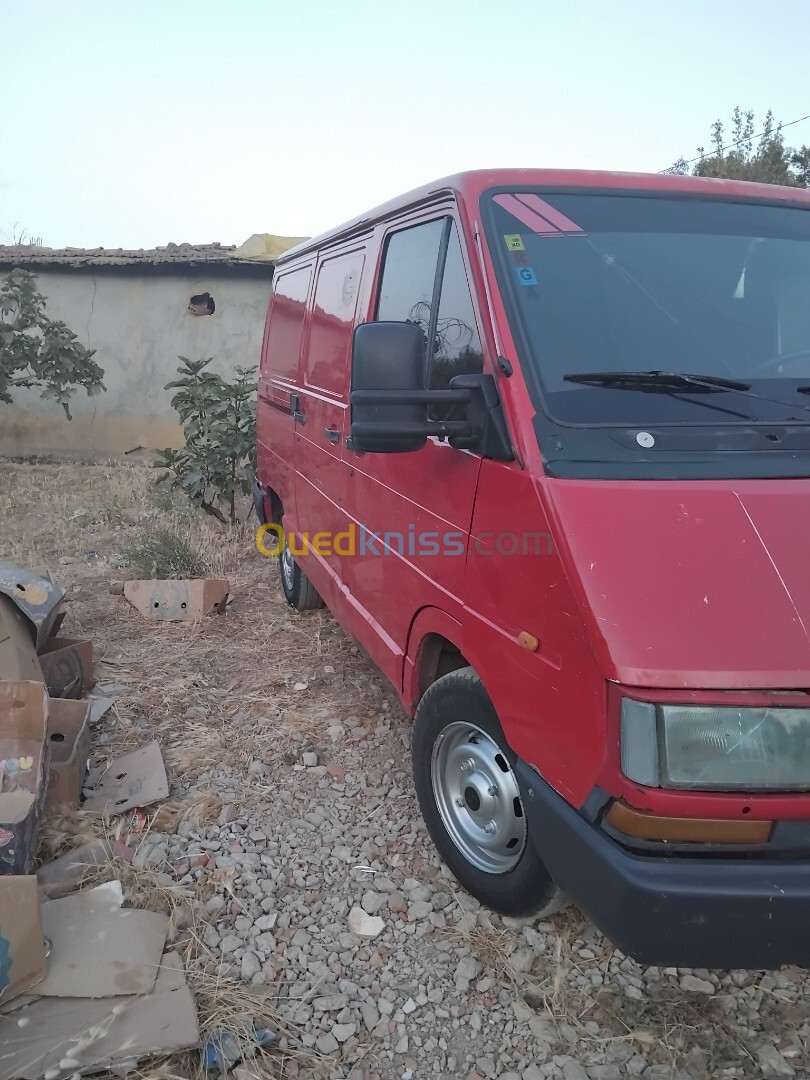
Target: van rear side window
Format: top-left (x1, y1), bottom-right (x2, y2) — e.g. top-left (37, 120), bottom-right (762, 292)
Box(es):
top-left (264, 267), bottom-right (312, 381)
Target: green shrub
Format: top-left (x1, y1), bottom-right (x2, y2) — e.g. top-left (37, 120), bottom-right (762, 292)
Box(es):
top-left (156, 357), bottom-right (257, 524)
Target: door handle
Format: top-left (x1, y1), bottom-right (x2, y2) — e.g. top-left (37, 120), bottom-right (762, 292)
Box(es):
top-left (290, 393), bottom-right (305, 424)
top-left (324, 427), bottom-right (341, 444)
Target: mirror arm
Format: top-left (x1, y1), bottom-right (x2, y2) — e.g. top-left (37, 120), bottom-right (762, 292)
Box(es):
top-left (352, 419), bottom-right (471, 439)
top-left (351, 389), bottom-right (473, 407)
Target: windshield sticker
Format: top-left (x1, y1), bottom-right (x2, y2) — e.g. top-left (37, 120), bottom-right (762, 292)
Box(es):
top-left (516, 266), bottom-right (538, 286)
top-left (494, 193), bottom-right (584, 236)
top-left (503, 233), bottom-right (525, 252)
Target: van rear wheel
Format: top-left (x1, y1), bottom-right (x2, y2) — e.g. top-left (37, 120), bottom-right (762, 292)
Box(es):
top-left (279, 546), bottom-right (324, 611)
top-left (412, 667), bottom-right (566, 918)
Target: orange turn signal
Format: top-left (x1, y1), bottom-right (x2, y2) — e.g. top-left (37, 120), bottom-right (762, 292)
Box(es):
top-left (606, 801), bottom-right (773, 844)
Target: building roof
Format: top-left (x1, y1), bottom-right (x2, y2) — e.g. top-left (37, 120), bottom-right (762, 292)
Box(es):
top-left (0, 241), bottom-right (274, 271)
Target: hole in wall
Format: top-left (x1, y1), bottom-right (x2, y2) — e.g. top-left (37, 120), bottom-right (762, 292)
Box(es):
top-left (188, 292), bottom-right (215, 316)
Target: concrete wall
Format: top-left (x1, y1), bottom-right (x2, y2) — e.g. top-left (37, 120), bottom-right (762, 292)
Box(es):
top-left (0, 269), bottom-right (273, 458)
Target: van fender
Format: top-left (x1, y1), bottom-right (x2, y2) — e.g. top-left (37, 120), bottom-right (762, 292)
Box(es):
top-left (402, 606), bottom-right (465, 713)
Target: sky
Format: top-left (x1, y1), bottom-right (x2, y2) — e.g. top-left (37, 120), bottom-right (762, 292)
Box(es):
top-left (2, 0), bottom-right (809, 250)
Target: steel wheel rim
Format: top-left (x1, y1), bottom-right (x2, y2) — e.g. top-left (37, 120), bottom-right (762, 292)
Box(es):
top-left (431, 721), bottom-right (527, 874)
top-left (281, 545), bottom-right (295, 591)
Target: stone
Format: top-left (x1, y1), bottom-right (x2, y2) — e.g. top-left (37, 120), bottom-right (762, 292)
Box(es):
top-left (220, 934), bottom-right (242, 954)
top-left (348, 905), bottom-right (385, 938)
top-left (240, 951), bottom-right (262, 981)
top-left (361, 890), bottom-right (386, 914)
top-left (456, 956), bottom-right (480, 982)
top-left (302, 751), bottom-right (319, 767)
top-left (315, 1033), bottom-right (339, 1055)
top-left (510, 947), bottom-right (535, 973)
top-left (680, 974), bottom-right (715, 995)
top-left (522, 1067), bottom-right (545, 1080)
top-left (562, 1065), bottom-right (589, 1080)
top-left (331, 1022), bottom-right (356, 1042)
top-left (313, 994), bottom-right (349, 1012)
top-left (407, 900), bottom-right (433, 920)
top-left (756, 1045), bottom-right (795, 1077)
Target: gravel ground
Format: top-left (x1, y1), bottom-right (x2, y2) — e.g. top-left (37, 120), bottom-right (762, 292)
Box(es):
top-left (137, 700), bottom-right (810, 1080)
top-left (4, 464), bottom-right (810, 1080)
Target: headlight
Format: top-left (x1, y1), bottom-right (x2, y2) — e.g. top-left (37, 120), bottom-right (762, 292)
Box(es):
top-left (620, 699), bottom-right (810, 791)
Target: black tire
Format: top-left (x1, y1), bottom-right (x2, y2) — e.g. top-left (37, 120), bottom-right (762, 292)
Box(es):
top-left (412, 667), bottom-right (566, 918)
top-left (279, 545), bottom-right (325, 611)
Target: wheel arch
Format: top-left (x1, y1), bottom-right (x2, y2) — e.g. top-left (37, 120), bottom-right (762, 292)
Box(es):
top-left (404, 606), bottom-right (498, 716)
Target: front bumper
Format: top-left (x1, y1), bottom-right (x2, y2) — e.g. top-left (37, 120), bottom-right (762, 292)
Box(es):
top-left (515, 760), bottom-right (810, 968)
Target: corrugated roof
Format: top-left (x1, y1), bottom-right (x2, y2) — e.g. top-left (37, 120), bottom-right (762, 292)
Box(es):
top-left (0, 242), bottom-right (272, 269)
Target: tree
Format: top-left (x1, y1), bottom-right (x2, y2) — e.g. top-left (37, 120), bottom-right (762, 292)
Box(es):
top-left (156, 357), bottom-right (257, 524)
top-left (0, 269), bottom-right (105, 418)
top-left (669, 108), bottom-right (810, 187)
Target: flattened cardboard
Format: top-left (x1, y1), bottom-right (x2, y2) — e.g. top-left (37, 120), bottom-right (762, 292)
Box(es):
top-left (82, 740), bottom-right (169, 815)
top-left (0, 596), bottom-right (42, 684)
top-left (86, 680), bottom-right (125, 725)
top-left (124, 578), bottom-right (229, 621)
top-left (0, 876), bottom-right (46, 1006)
top-left (0, 683), bottom-right (48, 875)
top-left (37, 881), bottom-right (168, 998)
top-left (0, 951), bottom-right (199, 1079)
top-left (45, 698), bottom-right (90, 808)
top-left (38, 637), bottom-right (94, 699)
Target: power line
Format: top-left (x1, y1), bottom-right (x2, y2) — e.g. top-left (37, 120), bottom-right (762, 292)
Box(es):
top-left (662, 112), bottom-right (810, 173)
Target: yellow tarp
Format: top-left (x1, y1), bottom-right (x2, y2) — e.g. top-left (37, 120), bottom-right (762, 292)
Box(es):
top-left (233, 234), bottom-right (309, 261)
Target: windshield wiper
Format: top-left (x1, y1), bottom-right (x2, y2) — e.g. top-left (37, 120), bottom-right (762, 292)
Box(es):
top-left (563, 370), bottom-right (751, 391)
top-left (562, 369), bottom-right (810, 421)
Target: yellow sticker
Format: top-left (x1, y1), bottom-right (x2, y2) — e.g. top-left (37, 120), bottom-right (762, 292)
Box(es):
top-left (504, 233), bottom-right (525, 252)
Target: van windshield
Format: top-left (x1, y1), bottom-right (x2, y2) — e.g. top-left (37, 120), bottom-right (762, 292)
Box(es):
top-left (486, 191), bottom-right (810, 427)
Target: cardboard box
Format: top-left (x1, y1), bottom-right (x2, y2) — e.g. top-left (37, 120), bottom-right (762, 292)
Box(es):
top-left (0, 876), bottom-right (47, 1005)
top-left (0, 595), bottom-right (43, 684)
top-left (38, 637), bottom-right (94, 699)
top-left (46, 698), bottom-right (90, 809)
top-left (0, 683), bottom-right (48, 876)
top-left (123, 579), bottom-right (229, 622)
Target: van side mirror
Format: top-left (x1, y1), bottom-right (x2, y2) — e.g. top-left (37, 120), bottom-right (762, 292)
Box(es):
top-left (350, 321), bottom-right (513, 460)
top-left (350, 322), bottom-right (429, 454)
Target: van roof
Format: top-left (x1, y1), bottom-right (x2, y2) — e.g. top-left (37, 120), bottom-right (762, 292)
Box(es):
top-left (277, 168), bottom-right (810, 264)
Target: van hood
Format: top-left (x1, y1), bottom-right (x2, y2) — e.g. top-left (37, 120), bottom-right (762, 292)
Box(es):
top-left (547, 479), bottom-right (810, 689)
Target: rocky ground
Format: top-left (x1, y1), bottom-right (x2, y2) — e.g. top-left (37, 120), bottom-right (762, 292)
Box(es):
top-left (3, 463), bottom-right (810, 1080)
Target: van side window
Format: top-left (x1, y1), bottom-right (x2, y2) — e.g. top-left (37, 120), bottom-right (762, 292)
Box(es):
top-left (264, 267), bottom-right (312, 381)
top-left (307, 250), bottom-right (365, 395)
top-left (375, 217), bottom-right (484, 426)
top-left (429, 224), bottom-right (484, 399)
top-left (376, 220), bottom-right (444, 326)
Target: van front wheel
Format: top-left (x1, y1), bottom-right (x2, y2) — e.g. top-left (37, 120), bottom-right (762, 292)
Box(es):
top-left (412, 667), bottom-right (566, 918)
top-left (279, 546), bottom-right (325, 611)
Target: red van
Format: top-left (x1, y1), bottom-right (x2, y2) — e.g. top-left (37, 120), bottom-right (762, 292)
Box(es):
top-left (254, 169), bottom-right (810, 968)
